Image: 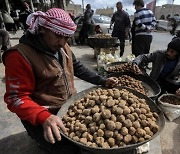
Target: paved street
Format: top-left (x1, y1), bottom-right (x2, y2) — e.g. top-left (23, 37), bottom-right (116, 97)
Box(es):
top-left (0, 30), bottom-right (179, 154)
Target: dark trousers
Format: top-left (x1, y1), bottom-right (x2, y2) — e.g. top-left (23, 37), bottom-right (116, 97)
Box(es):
top-left (78, 23), bottom-right (91, 45)
top-left (131, 36), bottom-right (135, 55)
top-left (133, 35), bottom-right (152, 57)
top-left (112, 30), bottom-right (126, 57)
top-left (131, 30), bottom-right (135, 55)
top-left (21, 120), bottom-right (80, 154)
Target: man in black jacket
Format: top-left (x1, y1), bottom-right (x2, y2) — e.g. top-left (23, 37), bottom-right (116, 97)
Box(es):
top-left (78, 4), bottom-right (94, 45)
top-left (110, 1), bottom-right (131, 57)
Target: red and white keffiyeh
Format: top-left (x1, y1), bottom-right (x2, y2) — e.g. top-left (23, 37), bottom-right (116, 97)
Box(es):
top-left (26, 8), bottom-right (77, 37)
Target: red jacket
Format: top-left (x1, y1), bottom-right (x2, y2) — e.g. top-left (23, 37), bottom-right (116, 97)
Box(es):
top-left (4, 51), bottom-right (51, 125)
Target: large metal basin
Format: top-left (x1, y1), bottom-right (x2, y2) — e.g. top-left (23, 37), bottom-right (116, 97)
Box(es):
top-left (107, 72), bottom-right (161, 100)
top-left (57, 86), bottom-right (165, 154)
top-left (88, 37), bottom-right (118, 48)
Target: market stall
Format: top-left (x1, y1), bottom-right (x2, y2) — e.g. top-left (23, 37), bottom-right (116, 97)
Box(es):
top-left (88, 34), bottom-right (136, 75)
top-left (88, 34), bottom-right (118, 59)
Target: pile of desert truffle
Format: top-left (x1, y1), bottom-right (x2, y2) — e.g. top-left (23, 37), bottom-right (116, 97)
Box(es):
top-left (160, 95), bottom-right (180, 105)
top-left (62, 88), bottom-right (159, 148)
top-left (117, 75), bottom-right (147, 95)
top-left (95, 34), bottom-right (112, 39)
top-left (107, 63), bottom-right (142, 74)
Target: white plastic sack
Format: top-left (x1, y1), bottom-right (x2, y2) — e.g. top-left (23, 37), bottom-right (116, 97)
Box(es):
top-left (125, 54), bottom-right (135, 62)
top-left (158, 94), bottom-right (180, 121)
top-left (136, 142), bottom-right (149, 154)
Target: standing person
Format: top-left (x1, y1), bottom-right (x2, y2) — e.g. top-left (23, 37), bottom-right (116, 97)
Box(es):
top-left (172, 30), bottom-right (180, 40)
top-left (1, 9), bottom-right (15, 31)
top-left (110, 1), bottom-right (131, 57)
top-left (19, 1), bottom-right (33, 31)
top-left (2, 8), bottom-right (117, 154)
top-left (0, 11), bottom-right (11, 54)
top-left (0, 10), bottom-right (4, 29)
top-left (0, 29), bottom-right (11, 52)
top-left (170, 18), bottom-right (177, 36)
top-left (10, 10), bottom-right (20, 32)
top-left (78, 4), bottom-right (94, 45)
top-left (132, 38), bottom-right (180, 94)
top-left (133, 0), bottom-right (156, 57)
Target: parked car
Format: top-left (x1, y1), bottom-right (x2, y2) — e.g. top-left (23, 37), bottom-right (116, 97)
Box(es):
top-left (73, 14), bottom-right (112, 44)
top-left (155, 20), bottom-right (171, 31)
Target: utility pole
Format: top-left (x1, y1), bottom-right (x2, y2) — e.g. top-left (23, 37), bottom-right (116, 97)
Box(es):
top-left (171, 0), bottom-right (174, 17)
top-left (82, 0), bottom-right (84, 13)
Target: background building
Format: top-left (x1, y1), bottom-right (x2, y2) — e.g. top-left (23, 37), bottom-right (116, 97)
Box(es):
top-left (66, 3), bottom-right (83, 16)
top-left (155, 4), bottom-right (180, 20)
top-left (95, 7), bottom-right (114, 17)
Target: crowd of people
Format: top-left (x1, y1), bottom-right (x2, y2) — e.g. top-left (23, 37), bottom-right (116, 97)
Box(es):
top-left (1, 0), bottom-right (180, 153)
top-left (78, 4), bottom-right (94, 45)
top-left (0, 1), bottom-right (33, 56)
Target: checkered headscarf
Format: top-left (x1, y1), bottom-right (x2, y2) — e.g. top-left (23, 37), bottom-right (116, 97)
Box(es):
top-left (26, 8), bottom-right (77, 37)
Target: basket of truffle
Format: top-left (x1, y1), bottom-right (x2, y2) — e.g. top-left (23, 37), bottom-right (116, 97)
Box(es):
top-left (88, 34), bottom-right (118, 48)
top-left (104, 62), bottom-right (145, 75)
top-left (107, 72), bottom-right (161, 100)
top-left (58, 86), bottom-right (165, 154)
top-left (158, 94), bottom-right (180, 121)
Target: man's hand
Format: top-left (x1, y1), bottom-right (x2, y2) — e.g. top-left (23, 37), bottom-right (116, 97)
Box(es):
top-left (42, 115), bottom-right (66, 144)
top-left (132, 63), bottom-right (142, 75)
top-left (125, 32), bottom-right (129, 39)
top-left (105, 77), bottom-right (118, 88)
top-left (109, 22), bottom-right (113, 29)
top-left (176, 88), bottom-right (180, 97)
top-left (147, 29), bottom-right (152, 33)
top-left (145, 27), bottom-right (152, 33)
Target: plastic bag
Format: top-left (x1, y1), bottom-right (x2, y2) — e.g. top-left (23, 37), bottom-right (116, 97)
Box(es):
top-left (158, 94), bottom-right (180, 121)
top-left (136, 142), bottom-right (149, 154)
top-left (125, 54), bottom-right (135, 62)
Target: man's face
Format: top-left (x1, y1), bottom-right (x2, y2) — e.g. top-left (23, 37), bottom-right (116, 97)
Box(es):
top-left (166, 48), bottom-right (178, 59)
top-left (41, 28), bottom-right (70, 52)
top-left (134, 5), bottom-right (141, 11)
top-left (134, 5), bottom-right (138, 10)
top-left (116, 4), bottom-right (122, 11)
top-left (86, 4), bottom-right (91, 9)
